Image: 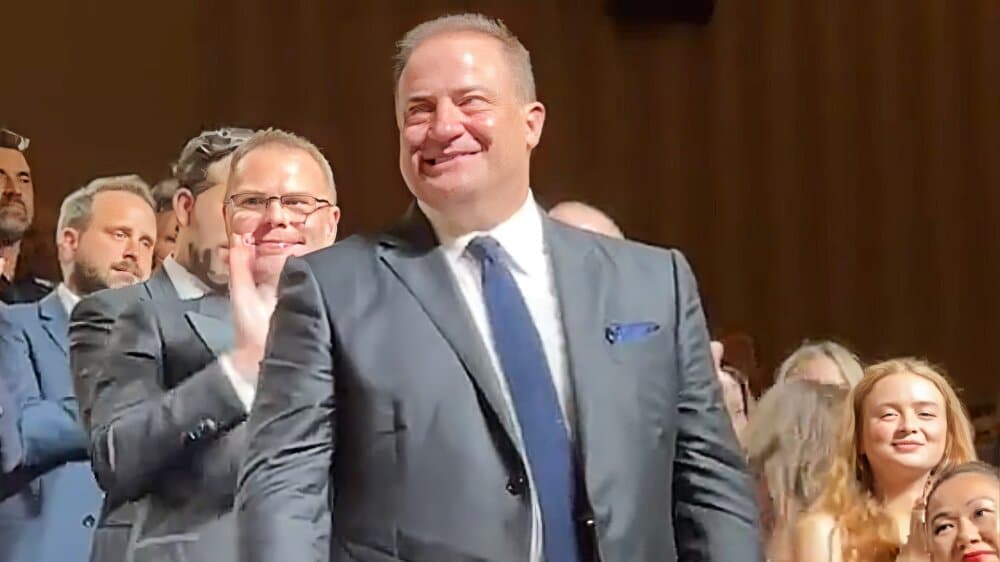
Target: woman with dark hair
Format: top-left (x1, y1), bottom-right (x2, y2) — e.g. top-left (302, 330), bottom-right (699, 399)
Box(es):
top-left (924, 462), bottom-right (998, 562)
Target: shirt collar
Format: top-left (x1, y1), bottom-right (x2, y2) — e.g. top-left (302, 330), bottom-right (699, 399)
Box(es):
top-left (161, 255), bottom-right (213, 300)
top-left (422, 190), bottom-right (547, 276)
top-left (56, 283), bottom-right (80, 315)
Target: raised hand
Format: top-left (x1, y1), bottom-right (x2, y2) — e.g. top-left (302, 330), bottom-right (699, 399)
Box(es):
top-left (226, 233), bottom-right (278, 383)
top-left (897, 474), bottom-right (936, 562)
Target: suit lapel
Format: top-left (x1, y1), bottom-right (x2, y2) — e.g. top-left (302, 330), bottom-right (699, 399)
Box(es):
top-left (37, 292), bottom-right (69, 356)
top-left (185, 294), bottom-right (233, 356)
top-left (377, 205), bottom-right (523, 457)
top-left (544, 218), bottom-right (613, 466)
top-left (145, 266), bottom-right (179, 303)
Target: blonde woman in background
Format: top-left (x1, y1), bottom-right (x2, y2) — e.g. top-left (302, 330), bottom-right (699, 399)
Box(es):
top-left (745, 379), bottom-right (849, 561)
top-left (795, 359), bottom-right (978, 562)
top-left (777, 340), bottom-right (864, 388)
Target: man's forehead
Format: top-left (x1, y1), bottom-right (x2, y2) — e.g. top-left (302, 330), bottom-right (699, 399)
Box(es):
top-left (0, 147), bottom-right (31, 173)
top-left (401, 33), bottom-right (508, 86)
top-left (233, 146), bottom-right (326, 192)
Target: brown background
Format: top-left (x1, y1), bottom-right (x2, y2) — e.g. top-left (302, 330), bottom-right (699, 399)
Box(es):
top-left (3, 0), bottom-right (998, 406)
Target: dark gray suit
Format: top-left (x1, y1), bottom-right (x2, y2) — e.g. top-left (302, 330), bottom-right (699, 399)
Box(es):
top-left (69, 268), bottom-right (176, 562)
top-left (74, 266), bottom-right (245, 562)
top-left (237, 206), bottom-right (762, 562)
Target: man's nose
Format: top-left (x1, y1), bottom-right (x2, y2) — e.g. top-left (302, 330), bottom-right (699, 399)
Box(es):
top-left (427, 99), bottom-right (464, 142)
top-left (263, 198), bottom-right (292, 226)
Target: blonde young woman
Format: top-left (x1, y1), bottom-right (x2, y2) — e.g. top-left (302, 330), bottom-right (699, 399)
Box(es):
top-left (795, 359), bottom-right (978, 562)
top-left (745, 379), bottom-right (849, 560)
top-left (776, 340), bottom-right (865, 388)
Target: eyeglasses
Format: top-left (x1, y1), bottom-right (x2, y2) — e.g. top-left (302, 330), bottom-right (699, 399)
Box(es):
top-left (226, 193), bottom-right (333, 220)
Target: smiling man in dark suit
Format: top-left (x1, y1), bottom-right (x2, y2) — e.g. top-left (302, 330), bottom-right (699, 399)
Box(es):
top-left (72, 127), bottom-right (339, 562)
top-left (237, 13), bottom-right (762, 562)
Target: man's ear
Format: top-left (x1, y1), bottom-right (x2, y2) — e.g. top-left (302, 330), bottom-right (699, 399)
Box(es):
top-left (524, 101), bottom-right (546, 150)
top-left (174, 187), bottom-right (196, 227)
top-left (324, 205), bottom-right (341, 245)
top-left (57, 227), bottom-right (81, 264)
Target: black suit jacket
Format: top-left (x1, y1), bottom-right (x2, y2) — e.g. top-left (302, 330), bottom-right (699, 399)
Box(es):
top-left (237, 206), bottom-right (763, 562)
top-left (72, 266), bottom-right (245, 562)
top-left (69, 268), bottom-right (176, 562)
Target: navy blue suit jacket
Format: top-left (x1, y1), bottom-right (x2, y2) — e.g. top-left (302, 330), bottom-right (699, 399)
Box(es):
top-left (0, 292), bottom-right (103, 562)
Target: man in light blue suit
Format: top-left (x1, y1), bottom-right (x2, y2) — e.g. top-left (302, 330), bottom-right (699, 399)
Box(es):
top-left (0, 175), bottom-right (157, 562)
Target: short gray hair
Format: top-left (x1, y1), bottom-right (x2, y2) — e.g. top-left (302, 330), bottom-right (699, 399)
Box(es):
top-left (57, 175), bottom-right (155, 243)
top-left (393, 14), bottom-right (537, 102)
top-left (228, 128), bottom-right (337, 202)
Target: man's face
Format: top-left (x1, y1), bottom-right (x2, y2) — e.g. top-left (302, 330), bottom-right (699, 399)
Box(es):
top-left (0, 147), bottom-right (34, 244)
top-left (179, 157), bottom-right (235, 290)
top-left (153, 210), bottom-right (178, 267)
top-left (397, 32), bottom-right (544, 215)
top-left (64, 190), bottom-right (156, 295)
top-left (225, 145), bottom-right (339, 285)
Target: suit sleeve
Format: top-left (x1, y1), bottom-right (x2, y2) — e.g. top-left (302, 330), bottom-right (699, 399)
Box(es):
top-left (0, 309), bottom-right (88, 470)
top-left (669, 250), bottom-right (764, 562)
top-left (237, 257), bottom-right (334, 562)
top-left (0, 376), bottom-right (24, 473)
top-left (89, 299), bottom-right (247, 502)
top-left (69, 292), bottom-right (119, 434)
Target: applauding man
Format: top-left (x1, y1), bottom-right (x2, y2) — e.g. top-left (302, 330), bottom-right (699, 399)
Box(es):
top-left (74, 128), bottom-right (338, 562)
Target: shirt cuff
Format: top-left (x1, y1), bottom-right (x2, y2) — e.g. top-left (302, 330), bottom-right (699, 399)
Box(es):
top-left (218, 354), bottom-right (256, 412)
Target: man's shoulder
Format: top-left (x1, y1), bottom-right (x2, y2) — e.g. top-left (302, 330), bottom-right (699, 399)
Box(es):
top-left (0, 298), bottom-right (41, 327)
top-left (298, 234), bottom-right (383, 277)
top-left (73, 280), bottom-right (151, 320)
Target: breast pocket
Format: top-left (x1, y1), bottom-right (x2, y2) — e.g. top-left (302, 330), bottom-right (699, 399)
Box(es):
top-left (604, 320), bottom-right (678, 432)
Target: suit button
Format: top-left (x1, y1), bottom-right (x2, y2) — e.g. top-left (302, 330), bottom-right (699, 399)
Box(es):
top-left (506, 475), bottom-right (527, 496)
top-left (82, 514), bottom-right (96, 528)
top-left (198, 418), bottom-right (218, 435)
top-left (583, 517), bottom-right (596, 528)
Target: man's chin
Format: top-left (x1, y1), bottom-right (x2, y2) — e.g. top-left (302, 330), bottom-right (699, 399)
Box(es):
top-left (252, 254), bottom-right (292, 286)
top-left (107, 272), bottom-right (141, 289)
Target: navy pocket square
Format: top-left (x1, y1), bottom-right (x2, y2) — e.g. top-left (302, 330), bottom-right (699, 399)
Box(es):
top-left (605, 321), bottom-right (661, 344)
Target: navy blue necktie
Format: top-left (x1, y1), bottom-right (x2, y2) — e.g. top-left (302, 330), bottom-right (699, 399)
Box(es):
top-left (466, 236), bottom-right (581, 562)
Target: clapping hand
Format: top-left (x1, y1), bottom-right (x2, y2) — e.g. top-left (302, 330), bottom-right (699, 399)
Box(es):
top-left (897, 474), bottom-right (937, 562)
top-left (226, 233), bottom-right (278, 383)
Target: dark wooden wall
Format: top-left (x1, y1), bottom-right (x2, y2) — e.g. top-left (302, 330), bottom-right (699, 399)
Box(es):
top-left (4, 0), bottom-right (998, 405)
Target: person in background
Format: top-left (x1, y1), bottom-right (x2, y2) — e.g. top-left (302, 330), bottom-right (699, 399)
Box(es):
top-left (775, 340), bottom-right (864, 388)
top-left (795, 358), bottom-right (977, 562)
top-left (150, 177), bottom-right (180, 268)
top-left (923, 461), bottom-right (998, 562)
top-left (88, 128), bottom-right (338, 562)
top-left (548, 200), bottom-right (624, 239)
top-left (0, 126), bottom-right (53, 304)
top-left (0, 175), bottom-right (156, 562)
top-left (743, 379), bottom-right (848, 561)
top-left (68, 127), bottom-right (252, 562)
top-left (712, 340), bottom-right (753, 443)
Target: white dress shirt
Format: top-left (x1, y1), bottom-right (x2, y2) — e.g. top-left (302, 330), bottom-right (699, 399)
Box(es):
top-left (420, 190), bottom-right (573, 562)
top-left (161, 256), bottom-right (255, 411)
top-left (56, 283), bottom-right (81, 315)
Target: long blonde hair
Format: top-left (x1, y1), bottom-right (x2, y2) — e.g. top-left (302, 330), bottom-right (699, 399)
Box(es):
top-left (811, 358), bottom-right (977, 561)
top-left (775, 340), bottom-right (864, 387)
top-left (745, 379), bottom-right (848, 558)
